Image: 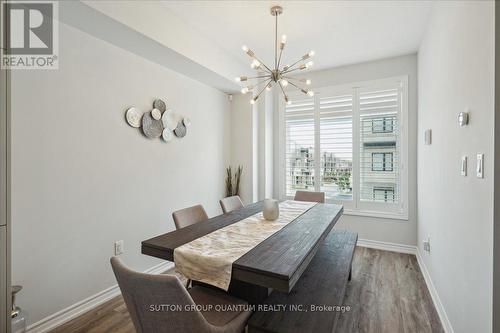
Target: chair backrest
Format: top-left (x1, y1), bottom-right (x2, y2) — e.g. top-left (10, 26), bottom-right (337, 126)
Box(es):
top-left (172, 204), bottom-right (208, 230)
top-left (110, 257), bottom-right (210, 333)
top-left (219, 195), bottom-right (244, 214)
top-left (294, 190), bottom-right (325, 203)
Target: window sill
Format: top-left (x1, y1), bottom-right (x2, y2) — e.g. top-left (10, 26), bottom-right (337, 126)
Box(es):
top-left (342, 209), bottom-right (409, 221)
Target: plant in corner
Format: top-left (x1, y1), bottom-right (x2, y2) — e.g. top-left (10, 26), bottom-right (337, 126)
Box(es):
top-left (225, 165), bottom-right (243, 197)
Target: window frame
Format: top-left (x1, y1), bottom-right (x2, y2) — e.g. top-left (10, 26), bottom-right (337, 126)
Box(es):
top-left (278, 76), bottom-right (409, 220)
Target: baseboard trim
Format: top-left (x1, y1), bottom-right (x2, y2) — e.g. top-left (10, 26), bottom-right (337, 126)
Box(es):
top-left (356, 238), bottom-right (417, 254)
top-left (415, 249), bottom-right (454, 333)
top-left (27, 261), bottom-right (174, 333)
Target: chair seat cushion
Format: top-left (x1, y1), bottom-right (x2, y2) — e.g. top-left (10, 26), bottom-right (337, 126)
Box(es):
top-left (188, 286), bottom-right (251, 327)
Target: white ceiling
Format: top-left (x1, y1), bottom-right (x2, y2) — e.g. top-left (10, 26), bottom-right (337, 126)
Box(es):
top-left (162, 0), bottom-right (433, 71)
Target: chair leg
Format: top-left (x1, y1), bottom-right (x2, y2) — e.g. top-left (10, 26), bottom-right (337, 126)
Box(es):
top-left (348, 268), bottom-right (352, 281)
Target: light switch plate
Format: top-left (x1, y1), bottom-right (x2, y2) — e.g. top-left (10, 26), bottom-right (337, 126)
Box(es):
top-left (424, 129), bottom-right (432, 145)
top-left (476, 153), bottom-right (484, 178)
top-left (114, 240), bottom-right (124, 255)
top-left (461, 156), bottom-right (467, 176)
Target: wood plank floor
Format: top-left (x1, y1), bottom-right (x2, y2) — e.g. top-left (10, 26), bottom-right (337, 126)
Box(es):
top-left (49, 247), bottom-right (443, 333)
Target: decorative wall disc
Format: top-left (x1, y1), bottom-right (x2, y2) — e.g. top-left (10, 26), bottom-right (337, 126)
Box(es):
top-left (151, 108), bottom-right (162, 120)
top-left (162, 109), bottom-right (178, 131)
top-left (174, 123), bottom-right (187, 138)
top-left (162, 128), bottom-right (173, 142)
top-left (125, 107), bottom-right (142, 128)
top-left (142, 111), bottom-right (163, 138)
top-left (153, 99), bottom-right (167, 113)
top-left (182, 118), bottom-right (191, 127)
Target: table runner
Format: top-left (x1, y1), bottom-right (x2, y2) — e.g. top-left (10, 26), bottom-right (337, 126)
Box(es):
top-left (173, 200), bottom-right (317, 290)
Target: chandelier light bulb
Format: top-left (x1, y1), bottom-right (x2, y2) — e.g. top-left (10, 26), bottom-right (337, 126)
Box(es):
top-left (251, 59), bottom-right (261, 69)
top-left (266, 83), bottom-right (272, 91)
top-left (305, 79), bottom-right (312, 85)
top-left (306, 61), bottom-right (314, 68)
top-left (309, 50), bottom-right (315, 57)
top-left (250, 99), bottom-right (256, 105)
top-left (241, 87), bottom-right (249, 94)
top-left (287, 100), bottom-right (292, 105)
top-left (242, 45), bottom-right (249, 52)
top-left (235, 77), bottom-right (241, 82)
top-left (307, 90), bottom-right (315, 97)
top-left (281, 35), bottom-right (287, 43)
top-left (281, 79), bottom-right (288, 87)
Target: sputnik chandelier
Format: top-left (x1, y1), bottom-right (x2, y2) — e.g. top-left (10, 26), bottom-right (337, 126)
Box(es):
top-left (236, 5), bottom-right (315, 105)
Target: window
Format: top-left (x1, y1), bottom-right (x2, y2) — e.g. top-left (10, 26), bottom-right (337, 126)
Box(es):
top-left (281, 77), bottom-right (408, 219)
top-left (371, 152), bottom-right (393, 171)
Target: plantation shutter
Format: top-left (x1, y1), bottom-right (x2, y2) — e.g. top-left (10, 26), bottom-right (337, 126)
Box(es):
top-left (359, 85), bottom-right (401, 204)
top-left (284, 97), bottom-right (315, 198)
top-left (319, 93), bottom-right (353, 201)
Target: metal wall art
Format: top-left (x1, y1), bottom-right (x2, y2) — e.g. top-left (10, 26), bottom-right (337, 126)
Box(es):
top-left (125, 98), bottom-right (191, 143)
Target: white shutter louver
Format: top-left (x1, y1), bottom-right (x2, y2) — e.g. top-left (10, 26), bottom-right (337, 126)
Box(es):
top-left (285, 97), bottom-right (315, 198)
top-left (319, 94), bottom-right (353, 201)
top-left (359, 87), bottom-right (400, 204)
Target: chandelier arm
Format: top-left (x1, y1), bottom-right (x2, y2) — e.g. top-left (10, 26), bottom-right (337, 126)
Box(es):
top-left (285, 80), bottom-right (307, 93)
top-left (254, 78), bottom-right (273, 101)
top-left (282, 75), bottom-right (302, 81)
top-left (252, 55), bottom-right (273, 73)
top-left (277, 45), bottom-right (284, 70)
top-left (282, 75), bottom-right (310, 86)
top-left (282, 66), bottom-right (303, 75)
top-left (246, 74), bottom-right (272, 80)
top-left (281, 57), bottom-right (304, 72)
top-left (250, 77), bottom-right (273, 89)
top-left (278, 80), bottom-right (287, 99)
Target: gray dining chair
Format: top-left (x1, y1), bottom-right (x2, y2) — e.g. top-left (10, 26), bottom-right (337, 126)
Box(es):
top-left (219, 196), bottom-right (244, 214)
top-left (294, 190), bottom-right (325, 203)
top-left (172, 204), bottom-right (209, 230)
top-left (110, 257), bottom-right (252, 333)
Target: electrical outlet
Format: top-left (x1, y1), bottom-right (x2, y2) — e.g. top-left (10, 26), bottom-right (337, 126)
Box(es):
top-left (423, 237), bottom-right (431, 252)
top-left (114, 240), bottom-right (124, 255)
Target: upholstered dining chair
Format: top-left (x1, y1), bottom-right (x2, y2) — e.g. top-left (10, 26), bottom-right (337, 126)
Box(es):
top-left (219, 195), bottom-right (244, 214)
top-left (172, 204), bottom-right (209, 230)
top-left (110, 257), bottom-right (251, 333)
top-left (294, 190), bottom-right (326, 203)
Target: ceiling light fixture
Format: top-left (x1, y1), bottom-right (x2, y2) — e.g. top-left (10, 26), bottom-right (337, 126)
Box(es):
top-left (237, 5), bottom-right (314, 105)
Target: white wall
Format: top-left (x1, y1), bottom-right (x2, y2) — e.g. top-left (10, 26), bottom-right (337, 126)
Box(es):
top-left (289, 54), bottom-right (419, 246)
top-left (418, 2), bottom-right (494, 332)
top-left (11, 20), bottom-right (231, 326)
top-left (230, 94), bottom-right (255, 204)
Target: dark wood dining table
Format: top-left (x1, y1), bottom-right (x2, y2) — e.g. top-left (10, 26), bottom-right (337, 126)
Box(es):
top-left (141, 201), bottom-right (343, 302)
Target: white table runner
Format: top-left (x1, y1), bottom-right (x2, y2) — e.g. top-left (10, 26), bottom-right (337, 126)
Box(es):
top-left (173, 200), bottom-right (317, 290)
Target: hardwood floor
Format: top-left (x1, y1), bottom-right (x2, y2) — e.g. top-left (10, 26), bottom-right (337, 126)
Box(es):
top-left (336, 247), bottom-right (443, 333)
top-left (49, 247), bottom-right (443, 333)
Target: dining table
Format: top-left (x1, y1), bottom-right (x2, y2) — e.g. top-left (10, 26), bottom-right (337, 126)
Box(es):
top-left (141, 200), bottom-right (343, 303)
